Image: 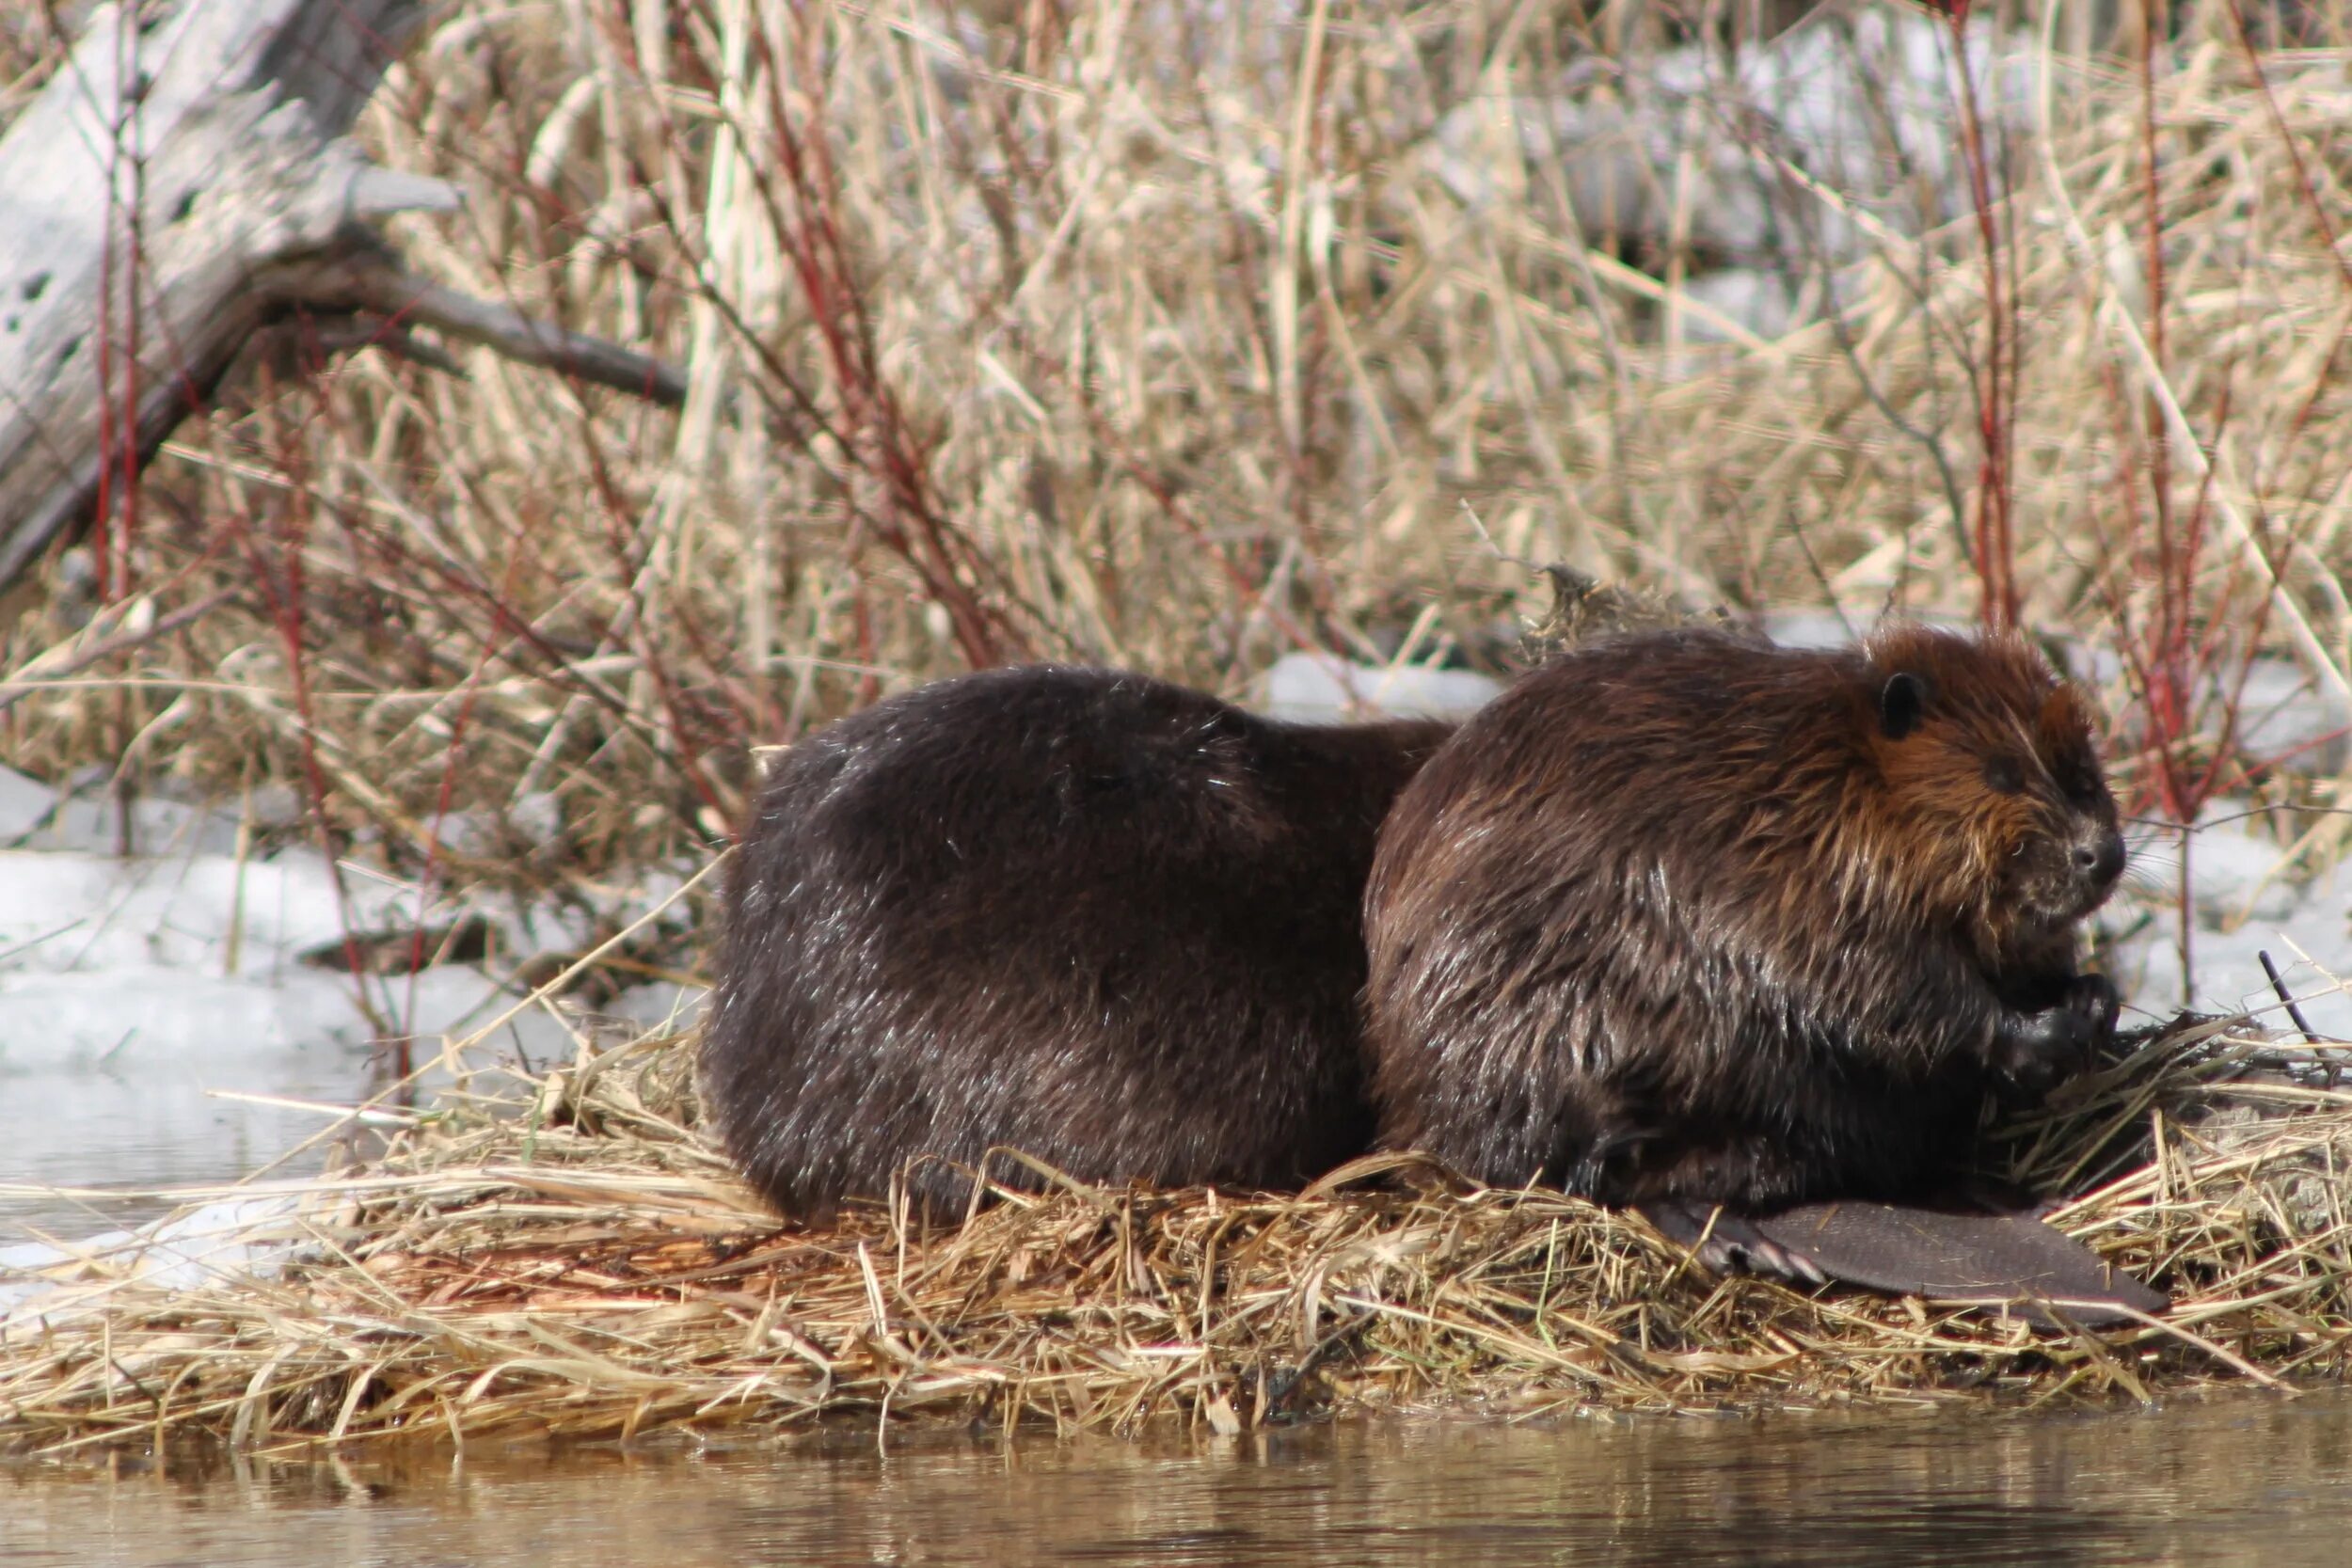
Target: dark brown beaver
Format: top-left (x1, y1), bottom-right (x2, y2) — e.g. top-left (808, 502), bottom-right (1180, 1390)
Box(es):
top-left (1363, 624), bottom-right (2127, 1222)
top-left (701, 664), bottom-right (1454, 1216)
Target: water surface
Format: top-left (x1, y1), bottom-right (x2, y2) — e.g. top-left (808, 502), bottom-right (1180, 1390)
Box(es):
top-left (5, 1391), bottom-right (2347, 1566)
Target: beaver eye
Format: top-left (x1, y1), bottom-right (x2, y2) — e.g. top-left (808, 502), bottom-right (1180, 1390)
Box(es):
top-left (2047, 752), bottom-right (2101, 803)
top-left (1879, 673), bottom-right (1929, 740)
top-left (1982, 755), bottom-right (2026, 795)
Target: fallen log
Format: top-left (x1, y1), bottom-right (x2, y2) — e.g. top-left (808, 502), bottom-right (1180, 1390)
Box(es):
top-left (0, 0), bottom-right (685, 600)
top-left (0, 0), bottom-right (439, 593)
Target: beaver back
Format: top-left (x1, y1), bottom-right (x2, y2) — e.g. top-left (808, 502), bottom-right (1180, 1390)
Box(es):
top-left (702, 664), bottom-right (1454, 1214)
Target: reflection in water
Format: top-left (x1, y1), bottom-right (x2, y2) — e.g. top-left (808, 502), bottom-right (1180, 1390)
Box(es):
top-left (0, 1060), bottom-right (345, 1237)
top-left (5, 1392), bottom-right (2349, 1567)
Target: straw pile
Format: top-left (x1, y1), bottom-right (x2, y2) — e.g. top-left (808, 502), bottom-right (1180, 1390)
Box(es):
top-left (3, 1012), bottom-right (2347, 1455)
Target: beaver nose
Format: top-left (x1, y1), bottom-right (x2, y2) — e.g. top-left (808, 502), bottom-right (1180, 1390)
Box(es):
top-left (2073, 827), bottom-right (2125, 889)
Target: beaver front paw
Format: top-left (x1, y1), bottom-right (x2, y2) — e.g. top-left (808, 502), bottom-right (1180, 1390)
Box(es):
top-left (1989, 974), bottom-right (2119, 1101)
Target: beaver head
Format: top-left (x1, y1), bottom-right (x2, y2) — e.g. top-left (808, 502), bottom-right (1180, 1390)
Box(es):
top-left (1862, 626), bottom-right (2125, 954)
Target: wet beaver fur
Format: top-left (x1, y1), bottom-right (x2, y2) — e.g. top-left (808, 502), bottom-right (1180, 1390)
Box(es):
top-left (702, 665), bottom-right (1454, 1216)
top-left (1363, 624), bottom-right (2127, 1230)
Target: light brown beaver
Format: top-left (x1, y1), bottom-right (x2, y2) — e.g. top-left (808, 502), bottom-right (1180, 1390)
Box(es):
top-left (1363, 624), bottom-right (2129, 1282)
top-left (700, 664), bottom-right (1453, 1217)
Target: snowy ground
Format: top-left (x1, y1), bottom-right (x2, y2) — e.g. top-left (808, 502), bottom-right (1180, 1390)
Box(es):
top-left (4, 641), bottom-right (2346, 1310)
top-left (0, 763), bottom-right (707, 1250)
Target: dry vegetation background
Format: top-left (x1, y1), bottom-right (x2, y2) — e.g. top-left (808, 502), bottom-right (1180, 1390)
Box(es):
top-left (3, 0), bottom-right (2352, 897)
top-left (9, 2), bottom-right (2352, 1448)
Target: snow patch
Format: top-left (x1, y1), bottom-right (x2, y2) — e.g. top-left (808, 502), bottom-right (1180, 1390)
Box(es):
top-left (1259, 654), bottom-right (1503, 722)
top-left (0, 769), bottom-right (602, 1243)
top-left (0, 1196), bottom-right (313, 1323)
top-left (0, 763), bottom-right (55, 843)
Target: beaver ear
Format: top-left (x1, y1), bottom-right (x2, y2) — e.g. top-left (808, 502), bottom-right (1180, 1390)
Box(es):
top-left (1879, 673), bottom-right (1929, 740)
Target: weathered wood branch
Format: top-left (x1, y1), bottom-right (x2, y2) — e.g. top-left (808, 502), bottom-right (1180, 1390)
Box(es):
top-left (0, 0), bottom-right (438, 592)
top-left (261, 253), bottom-right (691, 408)
top-left (0, 0), bottom-right (690, 601)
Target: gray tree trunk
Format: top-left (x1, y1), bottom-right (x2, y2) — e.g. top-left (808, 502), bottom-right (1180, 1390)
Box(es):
top-left (0, 0), bottom-right (437, 594)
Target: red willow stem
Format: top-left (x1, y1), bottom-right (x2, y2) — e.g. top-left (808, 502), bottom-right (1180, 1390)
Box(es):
top-left (2136, 0), bottom-right (2185, 827)
top-left (118, 59), bottom-right (144, 608)
top-left (216, 409), bottom-right (375, 1017)
top-left (759, 11), bottom-right (1018, 669)
top-left (1942, 0), bottom-right (2018, 630)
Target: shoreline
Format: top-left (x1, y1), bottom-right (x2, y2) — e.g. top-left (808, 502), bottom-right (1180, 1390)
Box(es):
top-left (4, 1014), bottom-right (2347, 1457)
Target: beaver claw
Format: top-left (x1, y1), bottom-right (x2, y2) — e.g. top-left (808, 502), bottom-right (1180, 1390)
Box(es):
top-left (1990, 973), bottom-right (2119, 1100)
top-left (1637, 1199), bottom-right (1831, 1287)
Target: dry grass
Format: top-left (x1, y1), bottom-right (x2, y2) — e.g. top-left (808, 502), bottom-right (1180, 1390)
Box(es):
top-left (3, 1012), bottom-right (2348, 1456)
top-left (4, 2), bottom-right (2351, 890)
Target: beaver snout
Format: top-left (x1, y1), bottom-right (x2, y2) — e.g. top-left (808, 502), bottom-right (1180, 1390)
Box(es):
top-left (2014, 818), bottom-right (2125, 928)
top-left (2072, 823), bottom-right (2126, 895)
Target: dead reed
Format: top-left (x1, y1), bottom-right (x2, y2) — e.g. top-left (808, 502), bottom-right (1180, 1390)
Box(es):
top-left (5, 2), bottom-right (2352, 895)
top-left (2, 1011), bottom-right (2347, 1456)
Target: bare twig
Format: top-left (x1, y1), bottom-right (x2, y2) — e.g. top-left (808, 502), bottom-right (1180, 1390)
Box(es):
top-left (0, 588), bottom-right (233, 719)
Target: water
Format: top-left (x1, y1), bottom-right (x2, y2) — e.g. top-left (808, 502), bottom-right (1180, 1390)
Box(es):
top-left (5, 1392), bottom-right (2349, 1566)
